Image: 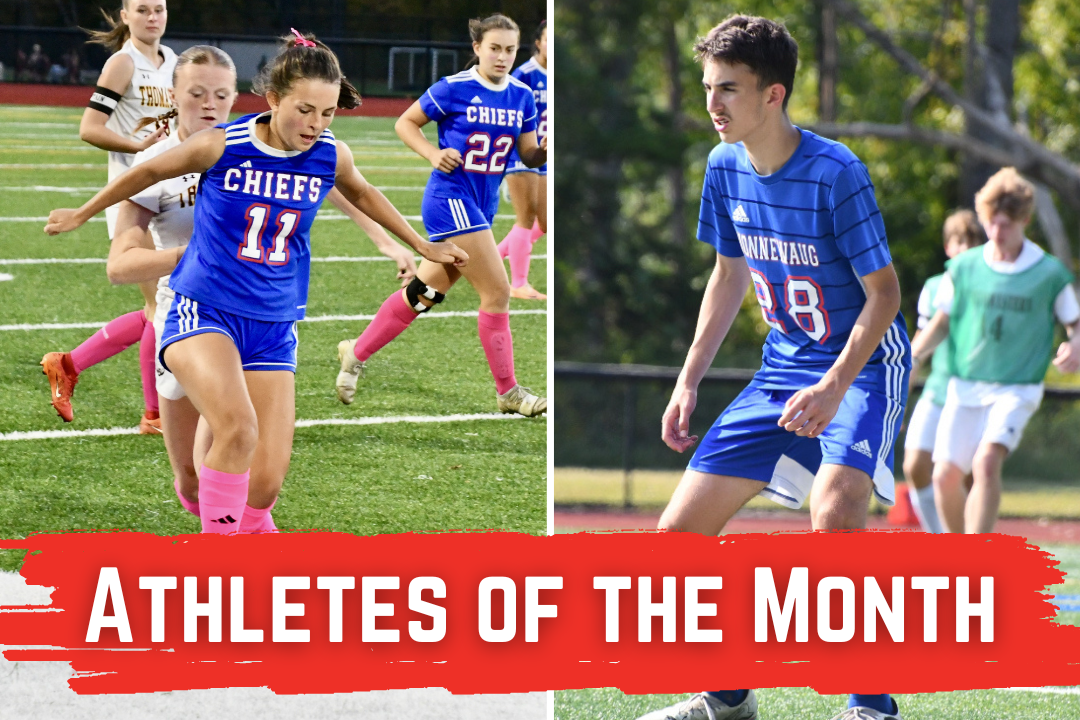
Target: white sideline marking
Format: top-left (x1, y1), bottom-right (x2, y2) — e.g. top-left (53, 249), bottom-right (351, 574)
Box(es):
top-left (1003, 687), bottom-right (1080, 696)
top-left (0, 164), bottom-right (101, 169)
top-left (0, 273), bottom-right (12, 281)
top-left (0, 309), bottom-right (546, 332)
top-left (0, 254), bottom-right (547, 266)
top-left (0, 144), bottom-right (95, 152)
top-left (0, 122), bottom-right (80, 128)
top-left (0, 412), bottom-right (532, 442)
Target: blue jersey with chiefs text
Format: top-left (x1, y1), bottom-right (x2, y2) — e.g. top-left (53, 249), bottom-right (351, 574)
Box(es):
top-left (512, 58), bottom-right (547, 143)
top-left (419, 67), bottom-right (538, 218)
top-left (168, 112), bottom-right (337, 322)
top-left (698, 128), bottom-right (909, 393)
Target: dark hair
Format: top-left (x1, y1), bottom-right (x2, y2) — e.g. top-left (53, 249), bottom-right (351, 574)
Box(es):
top-left (533, 19), bottom-right (547, 55)
top-left (85, 2), bottom-right (131, 54)
top-left (252, 31), bottom-right (361, 110)
top-left (468, 13), bottom-right (520, 45)
top-left (693, 15), bottom-right (799, 110)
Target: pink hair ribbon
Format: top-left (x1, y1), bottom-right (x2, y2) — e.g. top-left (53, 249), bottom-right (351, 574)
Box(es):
top-left (290, 28), bottom-right (316, 48)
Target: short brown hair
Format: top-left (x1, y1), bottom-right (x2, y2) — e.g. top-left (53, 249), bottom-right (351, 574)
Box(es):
top-left (974, 167), bottom-right (1035, 222)
top-left (942, 209), bottom-right (984, 248)
top-left (252, 31), bottom-right (361, 110)
top-left (693, 15), bottom-right (799, 110)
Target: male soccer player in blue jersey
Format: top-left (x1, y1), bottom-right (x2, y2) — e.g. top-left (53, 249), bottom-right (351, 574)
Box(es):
top-left (638, 16), bottom-right (909, 720)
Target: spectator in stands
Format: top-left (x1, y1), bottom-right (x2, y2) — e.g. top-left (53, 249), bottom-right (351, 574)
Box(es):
top-left (64, 49), bottom-right (81, 84)
top-left (15, 49), bottom-right (27, 82)
top-left (27, 44), bottom-right (50, 82)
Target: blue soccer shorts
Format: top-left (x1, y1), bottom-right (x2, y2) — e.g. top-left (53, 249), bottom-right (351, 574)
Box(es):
top-left (688, 383), bottom-right (907, 508)
top-left (159, 293), bottom-right (298, 373)
top-left (422, 192), bottom-right (494, 241)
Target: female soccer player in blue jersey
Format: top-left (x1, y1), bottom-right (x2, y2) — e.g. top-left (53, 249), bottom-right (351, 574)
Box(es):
top-left (46, 30), bottom-right (466, 534)
top-left (497, 19), bottom-right (548, 300)
top-left (335, 13), bottom-right (548, 417)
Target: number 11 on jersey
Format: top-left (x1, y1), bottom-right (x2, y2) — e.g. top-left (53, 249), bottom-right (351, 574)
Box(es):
top-left (238, 204), bottom-right (299, 266)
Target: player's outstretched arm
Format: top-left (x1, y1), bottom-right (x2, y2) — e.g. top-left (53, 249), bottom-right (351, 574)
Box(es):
top-left (45, 129), bottom-right (226, 235)
top-left (79, 53), bottom-right (169, 154)
top-left (779, 263), bottom-right (903, 438)
top-left (327, 187), bottom-right (416, 286)
top-left (516, 130), bottom-right (547, 169)
top-left (334, 141), bottom-right (467, 268)
top-left (395, 101), bottom-right (461, 173)
top-left (662, 252), bottom-right (751, 453)
top-left (105, 201), bottom-right (182, 285)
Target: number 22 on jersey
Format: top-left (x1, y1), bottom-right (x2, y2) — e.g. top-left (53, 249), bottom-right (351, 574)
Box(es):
top-left (464, 132), bottom-right (514, 174)
top-left (750, 269), bottom-right (831, 342)
top-left (238, 204), bottom-right (298, 266)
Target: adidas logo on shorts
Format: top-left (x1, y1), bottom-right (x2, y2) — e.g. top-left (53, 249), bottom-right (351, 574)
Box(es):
top-left (850, 439), bottom-right (873, 458)
top-left (731, 204), bottom-right (750, 223)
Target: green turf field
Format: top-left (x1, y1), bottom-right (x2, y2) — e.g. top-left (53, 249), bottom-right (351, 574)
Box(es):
top-left (0, 105), bottom-right (547, 546)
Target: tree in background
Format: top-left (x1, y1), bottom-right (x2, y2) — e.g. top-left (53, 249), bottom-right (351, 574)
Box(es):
top-left (556, 0), bottom-right (1080, 368)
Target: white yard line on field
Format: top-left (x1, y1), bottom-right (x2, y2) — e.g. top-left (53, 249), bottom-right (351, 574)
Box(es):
top-left (0, 254), bottom-right (547, 266)
top-left (1002, 687), bottom-right (1080, 696)
top-left (0, 308), bottom-right (546, 332)
top-left (0, 412), bottom-right (535, 442)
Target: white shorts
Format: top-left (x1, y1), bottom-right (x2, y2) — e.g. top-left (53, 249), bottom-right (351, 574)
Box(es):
top-left (106, 204), bottom-right (119, 239)
top-left (903, 395), bottom-right (943, 453)
top-left (153, 292), bottom-right (185, 401)
top-left (932, 382), bottom-right (1042, 473)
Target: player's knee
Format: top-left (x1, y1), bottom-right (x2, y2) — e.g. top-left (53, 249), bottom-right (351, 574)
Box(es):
top-left (932, 462), bottom-right (962, 490)
top-left (216, 413), bottom-right (259, 460)
top-left (405, 277), bottom-right (446, 313)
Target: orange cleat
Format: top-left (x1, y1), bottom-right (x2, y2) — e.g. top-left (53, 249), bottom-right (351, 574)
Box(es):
top-left (40, 352), bottom-right (79, 422)
top-left (139, 410), bottom-right (163, 435)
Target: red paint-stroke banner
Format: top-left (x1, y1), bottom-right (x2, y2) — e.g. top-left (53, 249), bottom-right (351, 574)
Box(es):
top-left (0, 531), bottom-right (1077, 694)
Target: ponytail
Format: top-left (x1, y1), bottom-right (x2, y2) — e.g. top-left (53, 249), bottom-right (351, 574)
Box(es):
top-left (85, 5), bottom-right (130, 54)
top-left (253, 31), bottom-right (362, 110)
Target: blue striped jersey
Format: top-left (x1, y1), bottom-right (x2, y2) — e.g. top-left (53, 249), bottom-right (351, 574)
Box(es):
top-left (168, 112), bottom-right (337, 322)
top-left (698, 128), bottom-right (909, 392)
top-left (419, 67), bottom-right (538, 219)
top-left (512, 58), bottom-right (547, 142)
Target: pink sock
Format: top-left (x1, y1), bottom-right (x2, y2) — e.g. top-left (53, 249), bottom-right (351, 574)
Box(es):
top-left (529, 219), bottom-right (544, 243)
top-left (139, 318), bottom-right (159, 414)
top-left (70, 310), bottom-right (147, 373)
top-left (354, 291), bottom-right (418, 362)
top-left (198, 465), bottom-right (249, 534)
top-left (241, 499), bottom-right (278, 534)
top-left (477, 311), bottom-right (517, 394)
top-left (496, 233), bottom-right (511, 259)
top-left (506, 224), bottom-right (533, 288)
top-left (174, 478), bottom-right (200, 517)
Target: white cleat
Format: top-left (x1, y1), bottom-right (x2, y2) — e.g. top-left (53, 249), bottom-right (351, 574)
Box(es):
top-left (636, 691), bottom-right (758, 720)
top-left (496, 384), bottom-right (547, 417)
top-left (335, 339), bottom-right (365, 405)
top-left (829, 707), bottom-right (902, 720)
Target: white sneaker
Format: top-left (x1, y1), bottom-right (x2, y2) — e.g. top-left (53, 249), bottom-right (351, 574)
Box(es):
top-left (496, 384), bottom-right (547, 417)
top-left (829, 706), bottom-right (902, 720)
top-left (635, 691), bottom-right (757, 720)
top-left (336, 339), bottom-right (364, 405)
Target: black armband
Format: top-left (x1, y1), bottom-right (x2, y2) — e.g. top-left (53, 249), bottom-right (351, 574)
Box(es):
top-left (88, 85), bottom-right (122, 116)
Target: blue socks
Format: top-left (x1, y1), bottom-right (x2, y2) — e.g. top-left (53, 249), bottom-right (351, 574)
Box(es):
top-left (705, 691), bottom-right (749, 707)
top-left (848, 694), bottom-right (896, 715)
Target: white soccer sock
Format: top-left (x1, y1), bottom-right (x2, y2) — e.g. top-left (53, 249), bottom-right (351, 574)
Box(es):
top-left (913, 484), bottom-right (944, 533)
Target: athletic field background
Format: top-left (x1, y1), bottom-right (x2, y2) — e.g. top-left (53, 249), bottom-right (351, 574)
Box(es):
top-left (0, 104), bottom-right (548, 555)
